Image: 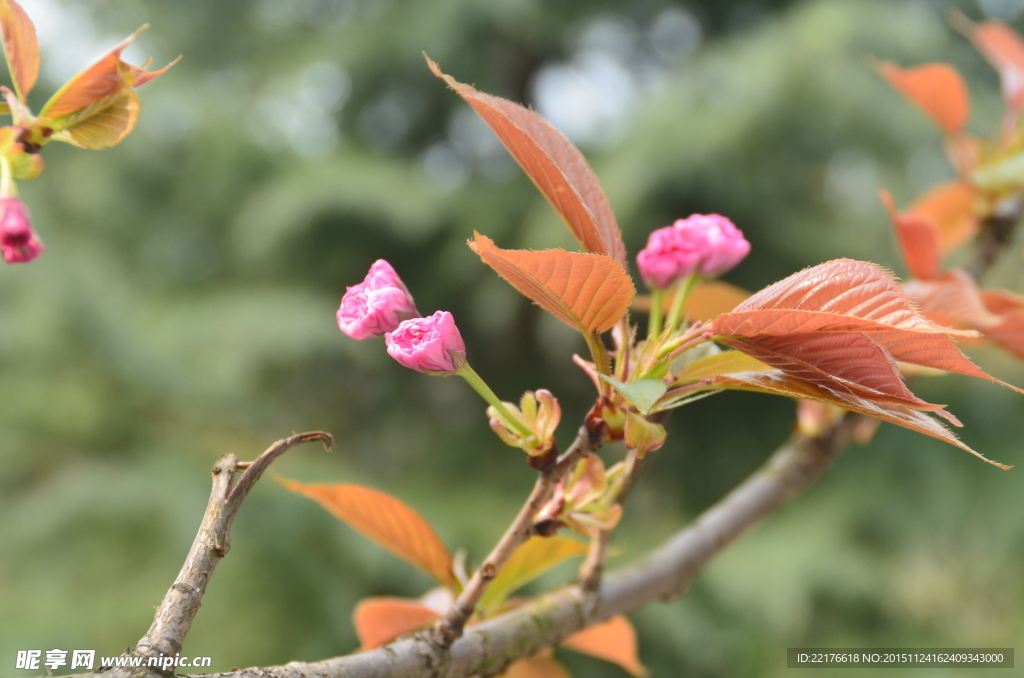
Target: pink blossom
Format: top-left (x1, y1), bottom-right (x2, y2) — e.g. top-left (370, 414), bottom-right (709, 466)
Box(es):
top-left (337, 260), bottom-right (418, 340)
top-left (636, 225), bottom-right (701, 289)
top-left (385, 311), bottom-right (466, 375)
top-left (0, 197), bottom-right (43, 264)
top-left (675, 214), bottom-right (750, 277)
top-left (636, 213), bottom-right (749, 287)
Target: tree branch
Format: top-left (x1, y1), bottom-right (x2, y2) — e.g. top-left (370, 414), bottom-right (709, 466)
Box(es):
top-left (74, 416), bottom-right (853, 678)
top-left (134, 432), bottom-right (333, 669)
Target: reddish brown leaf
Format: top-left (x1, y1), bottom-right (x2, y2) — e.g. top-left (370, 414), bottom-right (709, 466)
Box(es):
top-left (429, 57), bottom-right (626, 266)
top-left (279, 479), bottom-right (453, 586)
top-left (40, 27), bottom-right (175, 122)
top-left (903, 270), bottom-right (998, 330)
top-left (721, 332), bottom-right (951, 418)
top-left (970, 20), bottom-right (1024, 72)
top-left (981, 290), bottom-right (1024, 359)
top-left (504, 655), bottom-right (571, 678)
top-left (0, 0), bottom-right (37, 100)
top-left (965, 19), bottom-right (1024, 114)
top-left (470, 233), bottom-right (634, 333)
top-left (717, 260), bottom-right (935, 330)
top-left (880, 190), bottom-right (941, 280)
top-left (685, 280), bottom-right (750, 321)
top-left (631, 282), bottom-right (750, 321)
top-left (713, 370), bottom-right (1010, 468)
top-left (353, 597), bottom-right (441, 650)
top-left (713, 259), bottom-right (1023, 403)
top-left (562, 615), bottom-right (647, 677)
top-left (879, 62), bottom-right (970, 135)
top-left (909, 181), bottom-right (977, 254)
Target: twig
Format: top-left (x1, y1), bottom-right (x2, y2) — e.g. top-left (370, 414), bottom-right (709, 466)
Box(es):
top-left (578, 530), bottom-right (610, 591)
top-left (134, 432), bottom-right (333, 669)
top-left (432, 425), bottom-right (598, 647)
top-left (967, 194), bottom-right (1024, 280)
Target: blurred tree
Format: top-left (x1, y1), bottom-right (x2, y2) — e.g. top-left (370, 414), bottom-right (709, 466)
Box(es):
top-left (2, 0), bottom-right (1023, 676)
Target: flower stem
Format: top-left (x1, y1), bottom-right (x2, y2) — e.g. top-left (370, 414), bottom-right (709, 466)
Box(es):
top-left (585, 332), bottom-right (611, 378)
top-left (648, 288), bottom-right (664, 339)
top-left (665, 273), bottom-right (701, 331)
top-left (457, 363), bottom-right (534, 439)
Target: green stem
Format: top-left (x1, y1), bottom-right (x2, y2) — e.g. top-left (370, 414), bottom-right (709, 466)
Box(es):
top-left (665, 273), bottom-right (701, 331)
top-left (647, 288), bottom-right (664, 339)
top-left (457, 363), bottom-right (534, 438)
top-left (585, 332), bottom-right (611, 378)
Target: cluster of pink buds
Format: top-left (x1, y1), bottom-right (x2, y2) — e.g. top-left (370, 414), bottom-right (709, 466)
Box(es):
top-left (0, 197), bottom-right (42, 264)
top-left (337, 259), bottom-right (466, 375)
top-left (636, 213), bottom-right (749, 289)
top-left (338, 259), bottom-right (554, 464)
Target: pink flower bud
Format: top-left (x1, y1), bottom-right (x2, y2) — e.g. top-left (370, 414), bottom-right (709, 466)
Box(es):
top-left (337, 259), bottom-right (419, 339)
top-left (636, 225), bottom-right (701, 289)
top-left (385, 310), bottom-right (466, 375)
top-left (675, 213), bottom-right (750, 277)
top-left (0, 197), bottom-right (43, 264)
top-left (636, 213), bottom-right (750, 288)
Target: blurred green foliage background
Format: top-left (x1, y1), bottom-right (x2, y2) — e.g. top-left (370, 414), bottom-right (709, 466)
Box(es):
top-left (3, 0), bottom-right (1024, 676)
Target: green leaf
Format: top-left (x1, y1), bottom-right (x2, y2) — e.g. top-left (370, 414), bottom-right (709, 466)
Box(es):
top-left (972, 151), bottom-right (1024, 191)
top-left (479, 536), bottom-right (588, 615)
top-left (650, 389), bottom-right (719, 413)
top-left (624, 411), bottom-right (666, 458)
top-left (598, 374), bottom-right (667, 415)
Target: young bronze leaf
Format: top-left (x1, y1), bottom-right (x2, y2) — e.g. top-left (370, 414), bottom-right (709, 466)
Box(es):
top-left (713, 259), bottom-right (1023, 394)
top-left (40, 27), bottom-right (175, 123)
top-left (631, 281), bottom-right (750, 321)
top-left (479, 535), bottom-right (588, 615)
top-left (878, 62), bottom-right (970, 135)
top-left (903, 271), bottom-right (998, 331)
top-left (428, 57), bottom-right (626, 266)
top-left (980, 290), bottom-right (1024, 359)
top-left (505, 655), bottom-right (571, 678)
top-left (279, 479), bottom-right (453, 586)
top-left (963, 19), bottom-right (1024, 113)
top-left (969, 20), bottom-right (1024, 73)
top-left (713, 370), bottom-right (1011, 468)
top-left (561, 615), bottom-right (647, 677)
top-left (470, 233), bottom-right (634, 333)
top-left (55, 88), bottom-right (140, 149)
top-left (0, 0), bottom-right (37, 101)
top-left (880, 190), bottom-right (941, 280)
top-left (909, 181), bottom-right (977, 254)
top-left (721, 332), bottom-right (951, 417)
top-left (353, 597), bottom-right (441, 650)
top-left (686, 280), bottom-right (751, 321)
top-left (718, 260), bottom-right (943, 330)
